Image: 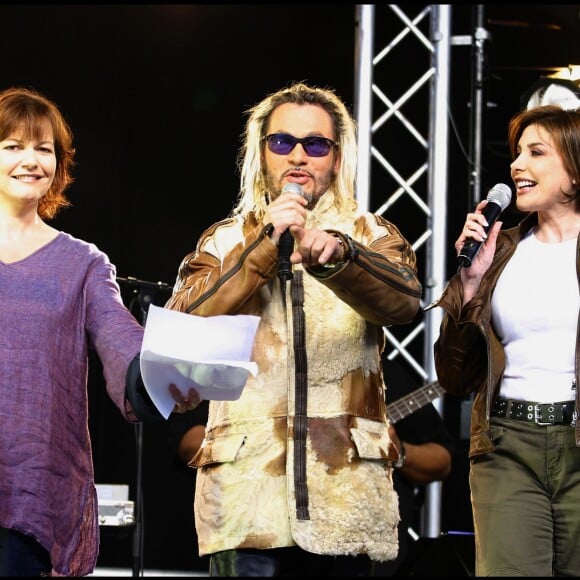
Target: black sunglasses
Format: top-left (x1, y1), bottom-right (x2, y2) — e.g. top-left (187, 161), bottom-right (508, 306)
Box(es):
top-left (263, 133), bottom-right (337, 157)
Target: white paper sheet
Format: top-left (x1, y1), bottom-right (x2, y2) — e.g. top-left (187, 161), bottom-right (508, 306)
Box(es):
top-left (140, 305), bottom-right (260, 418)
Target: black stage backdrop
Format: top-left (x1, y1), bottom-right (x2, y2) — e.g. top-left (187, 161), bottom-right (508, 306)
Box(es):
top-left (1, 4), bottom-right (577, 573)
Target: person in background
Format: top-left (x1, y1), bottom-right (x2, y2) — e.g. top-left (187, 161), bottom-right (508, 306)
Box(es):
top-left (373, 379), bottom-right (454, 576)
top-left (0, 86), bottom-right (192, 577)
top-left (164, 81), bottom-right (422, 576)
top-left (432, 104), bottom-right (580, 576)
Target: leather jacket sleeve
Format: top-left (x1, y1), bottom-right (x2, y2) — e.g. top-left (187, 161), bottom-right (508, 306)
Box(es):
top-left (433, 274), bottom-right (491, 398)
top-left (166, 217), bottom-right (278, 316)
top-left (307, 219), bottom-right (422, 327)
top-left (166, 213), bottom-right (422, 327)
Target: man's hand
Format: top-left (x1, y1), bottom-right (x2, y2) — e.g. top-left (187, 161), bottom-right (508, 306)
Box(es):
top-left (292, 228), bottom-right (346, 268)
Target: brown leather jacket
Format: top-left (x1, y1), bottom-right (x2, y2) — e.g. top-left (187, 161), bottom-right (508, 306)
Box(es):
top-left (432, 212), bottom-right (580, 457)
top-left (165, 205), bottom-right (421, 561)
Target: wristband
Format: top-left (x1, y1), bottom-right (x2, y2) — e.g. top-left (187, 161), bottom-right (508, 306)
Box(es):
top-left (394, 442), bottom-right (406, 469)
top-left (322, 236), bottom-right (347, 269)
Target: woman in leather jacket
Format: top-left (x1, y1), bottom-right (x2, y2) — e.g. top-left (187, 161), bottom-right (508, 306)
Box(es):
top-left (433, 104), bottom-right (580, 576)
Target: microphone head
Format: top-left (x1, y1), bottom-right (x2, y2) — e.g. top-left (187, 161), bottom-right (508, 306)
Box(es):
top-left (487, 183), bottom-right (512, 210)
top-left (281, 182), bottom-right (303, 196)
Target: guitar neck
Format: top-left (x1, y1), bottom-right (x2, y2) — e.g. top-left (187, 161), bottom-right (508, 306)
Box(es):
top-left (387, 381), bottom-right (445, 424)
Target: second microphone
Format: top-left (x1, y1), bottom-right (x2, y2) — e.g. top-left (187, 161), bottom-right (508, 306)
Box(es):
top-left (457, 183), bottom-right (512, 268)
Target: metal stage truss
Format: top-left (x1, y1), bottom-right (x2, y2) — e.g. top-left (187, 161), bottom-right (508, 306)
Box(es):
top-left (353, 4), bottom-right (480, 540)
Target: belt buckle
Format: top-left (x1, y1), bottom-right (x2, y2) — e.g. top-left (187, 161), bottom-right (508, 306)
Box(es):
top-left (534, 404), bottom-right (560, 425)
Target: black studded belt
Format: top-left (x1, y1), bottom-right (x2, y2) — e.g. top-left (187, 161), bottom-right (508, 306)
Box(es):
top-left (491, 397), bottom-right (575, 426)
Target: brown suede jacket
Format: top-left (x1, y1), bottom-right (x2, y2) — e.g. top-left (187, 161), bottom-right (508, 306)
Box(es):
top-left (432, 212), bottom-right (580, 457)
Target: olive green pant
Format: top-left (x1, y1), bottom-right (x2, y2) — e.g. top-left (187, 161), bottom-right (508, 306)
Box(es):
top-left (470, 417), bottom-right (580, 577)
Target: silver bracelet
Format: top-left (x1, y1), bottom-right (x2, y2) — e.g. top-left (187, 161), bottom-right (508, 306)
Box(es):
top-left (393, 442), bottom-right (406, 469)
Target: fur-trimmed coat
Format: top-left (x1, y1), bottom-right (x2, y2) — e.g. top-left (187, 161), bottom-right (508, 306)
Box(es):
top-left (165, 198), bottom-right (422, 561)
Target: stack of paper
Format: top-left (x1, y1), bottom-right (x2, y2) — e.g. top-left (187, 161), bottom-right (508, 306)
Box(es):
top-left (140, 305), bottom-right (260, 418)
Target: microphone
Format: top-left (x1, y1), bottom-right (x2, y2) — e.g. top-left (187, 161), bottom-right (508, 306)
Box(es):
top-left (277, 182), bottom-right (304, 282)
top-left (457, 183), bottom-right (512, 268)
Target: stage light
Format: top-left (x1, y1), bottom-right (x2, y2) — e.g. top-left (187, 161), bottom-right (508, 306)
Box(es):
top-left (520, 70), bottom-right (580, 111)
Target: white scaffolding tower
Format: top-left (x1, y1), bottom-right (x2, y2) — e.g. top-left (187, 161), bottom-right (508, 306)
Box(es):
top-left (354, 4), bottom-right (471, 539)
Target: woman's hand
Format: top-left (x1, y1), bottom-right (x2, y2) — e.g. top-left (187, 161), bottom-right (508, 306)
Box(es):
top-left (455, 199), bottom-right (502, 304)
top-left (169, 384), bottom-right (202, 414)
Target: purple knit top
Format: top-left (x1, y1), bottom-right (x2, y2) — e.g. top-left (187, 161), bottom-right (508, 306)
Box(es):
top-left (0, 231), bottom-right (144, 576)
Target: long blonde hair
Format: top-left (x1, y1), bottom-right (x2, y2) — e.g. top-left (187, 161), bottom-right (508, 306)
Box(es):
top-left (233, 82), bottom-right (358, 220)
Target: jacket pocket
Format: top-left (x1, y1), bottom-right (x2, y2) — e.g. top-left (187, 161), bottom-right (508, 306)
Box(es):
top-left (189, 433), bottom-right (247, 468)
top-left (349, 425), bottom-right (390, 461)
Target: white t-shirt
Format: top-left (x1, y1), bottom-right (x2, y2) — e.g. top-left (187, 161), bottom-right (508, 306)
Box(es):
top-left (491, 231), bottom-right (578, 403)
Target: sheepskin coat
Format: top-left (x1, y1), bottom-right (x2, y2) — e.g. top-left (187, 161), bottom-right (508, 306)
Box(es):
top-left (165, 199), bottom-right (422, 561)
